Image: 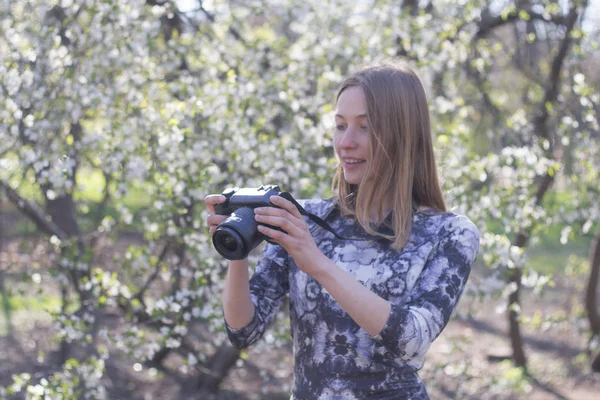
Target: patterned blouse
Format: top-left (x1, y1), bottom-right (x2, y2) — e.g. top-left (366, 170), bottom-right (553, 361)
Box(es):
top-left (225, 199), bottom-right (481, 400)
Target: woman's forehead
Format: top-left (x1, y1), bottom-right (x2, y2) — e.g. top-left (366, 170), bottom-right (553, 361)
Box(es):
top-left (336, 86), bottom-right (367, 118)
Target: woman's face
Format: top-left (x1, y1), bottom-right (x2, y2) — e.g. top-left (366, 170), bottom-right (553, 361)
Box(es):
top-left (334, 86), bottom-right (371, 185)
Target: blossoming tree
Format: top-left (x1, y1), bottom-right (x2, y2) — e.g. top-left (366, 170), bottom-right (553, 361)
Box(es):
top-left (0, 0), bottom-right (598, 398)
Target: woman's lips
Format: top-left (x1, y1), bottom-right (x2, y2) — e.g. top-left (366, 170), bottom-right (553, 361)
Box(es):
top-left (341, 159), bottom-right (366, 169)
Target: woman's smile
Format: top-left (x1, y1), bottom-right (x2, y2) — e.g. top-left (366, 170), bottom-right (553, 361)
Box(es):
top-left (341, 157), bottom-right (366, 169)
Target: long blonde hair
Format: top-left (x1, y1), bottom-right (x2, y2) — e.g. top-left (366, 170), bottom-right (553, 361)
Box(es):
top-left (332, 62), bottom-right (446, 250)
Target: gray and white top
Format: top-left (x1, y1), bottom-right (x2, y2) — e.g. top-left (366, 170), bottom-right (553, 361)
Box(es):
top-left (225, 199), bottom-right (480, 400)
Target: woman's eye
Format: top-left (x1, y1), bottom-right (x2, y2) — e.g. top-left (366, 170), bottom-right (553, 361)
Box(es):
top-left (336, 125), bottom-right (346, 131)
top-left (360, 126), bottom-right (368, 131)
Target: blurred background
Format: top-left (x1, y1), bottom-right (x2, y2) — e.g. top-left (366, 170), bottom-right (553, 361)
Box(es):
top-left (1, 0), bottom-right (599, 399)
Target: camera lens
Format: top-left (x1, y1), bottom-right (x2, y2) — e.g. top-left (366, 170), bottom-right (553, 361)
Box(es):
top-left (212, 207), bottom-right (263, 260)
top-left (213, 227), bottom-right (245, 260)
top-left (219, 234), bottom-right (238, 253)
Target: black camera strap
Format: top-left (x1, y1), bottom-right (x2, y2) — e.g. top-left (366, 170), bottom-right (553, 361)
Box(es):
top-left (279, 192), bottom-right (374, 242)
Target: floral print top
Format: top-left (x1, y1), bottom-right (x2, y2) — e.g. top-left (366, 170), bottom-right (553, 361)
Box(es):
top-left (225, 199), bottom-right (480, 400)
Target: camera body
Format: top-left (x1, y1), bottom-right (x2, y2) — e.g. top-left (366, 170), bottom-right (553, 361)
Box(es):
top-left (214, 185), bottom-right (282, 216)
top-left (213, 185), bottom-right (289, 260)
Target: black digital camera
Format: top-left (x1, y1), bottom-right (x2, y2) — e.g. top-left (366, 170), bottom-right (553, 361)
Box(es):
top-left (213, 185), bottom-right (295, 260)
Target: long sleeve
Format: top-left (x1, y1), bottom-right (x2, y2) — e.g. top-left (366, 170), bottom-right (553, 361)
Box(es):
top-left (225, 242), bottom-right (290, 349)
top-left (371, 215), bottom-right (480, 365)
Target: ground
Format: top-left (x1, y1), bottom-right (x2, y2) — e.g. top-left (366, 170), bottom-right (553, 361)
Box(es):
top-left (1, 231), bottom-right (600, 400)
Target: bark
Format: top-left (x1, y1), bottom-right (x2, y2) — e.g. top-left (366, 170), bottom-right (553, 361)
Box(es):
top-left (150, 347), bottom-right (172, 366)
top-left (45, 192), bottom-right (83, 365)
top-left (509, 233), bottom-right (529, 368)
top-left (477, 7), bottom-right (567, 38)
top-left (197, 343), bottom-right (241, 393)
top-left (43, 194), bottom-right (80, 237)
top-left (586, 226), bottom-right (600, 372)
top-left (0, 180), bottom-right (68, 239)
top-left (402, 0), bottom-right (419, 16)
top-left (592, 353), bottom-right (600, 373)
top-left (587, 226), bottom-right (600, 335)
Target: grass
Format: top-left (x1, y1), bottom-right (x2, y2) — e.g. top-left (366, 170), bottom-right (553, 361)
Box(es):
top-left (527, 217), bottom-right (595, 275)
top-left (73, 168), bottom-right (106, 203)
top-left (0, 291), bottom-right (62, 336)
top-left (528, 242), bottom-right (592, 276)
top-left (6, 293), bottom-right (62, 313)
top-left (72, 167), bottom-right (155, 219)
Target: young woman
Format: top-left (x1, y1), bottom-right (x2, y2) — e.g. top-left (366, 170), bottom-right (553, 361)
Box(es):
top-left (205, 62), bottom-right (480, 400)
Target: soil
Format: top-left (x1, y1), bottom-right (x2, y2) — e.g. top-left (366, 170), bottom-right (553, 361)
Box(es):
top-left (1, 231), bottom-right (600, 400)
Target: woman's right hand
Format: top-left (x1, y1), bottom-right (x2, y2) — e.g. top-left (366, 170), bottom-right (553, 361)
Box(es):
top-left (204, 194), bottom-right (229, 236)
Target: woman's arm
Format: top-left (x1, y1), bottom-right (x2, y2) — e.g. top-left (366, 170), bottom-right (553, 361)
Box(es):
top-left (311, 254), bottom-right (391, 336)
top-left (205, 194), bottom-right (289, 348)
top-left (255, 195), bottom-right (392, 335)
top-left (223, 243), bottom-right (290, 349)
top-left (306, 217), bottom-right (479, 359)
top-left (222, 259), bottom-right (255, 329)
top-left (369, 217), bottom-right (480, 359)
top-left (205, 194), bottom-right (255, 329)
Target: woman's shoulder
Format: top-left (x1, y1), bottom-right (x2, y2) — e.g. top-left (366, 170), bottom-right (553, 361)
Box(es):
top-left (416, 209), bottom-right (480, 243)
top-left (296, 197), bottom-right (337, 219)
top-left (437, 214), bottom-right (481, 260)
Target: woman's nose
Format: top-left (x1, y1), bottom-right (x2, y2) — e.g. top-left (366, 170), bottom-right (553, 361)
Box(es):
top-left (339, 128), bottom-right (358, 148)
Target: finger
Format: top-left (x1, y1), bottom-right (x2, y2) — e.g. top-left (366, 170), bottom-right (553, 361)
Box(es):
top-left (207, 214), bottom-right (228, 226)
top-left (254, 204), bottom-right (303, 224)
top-left (257, 224), bottom-right (286, 243)
top-left (209, 226), bottom-right (216, 236)
top-left (255, 214), bottom-right (302, 236)
top-left (254, 206), bottom-right (304, 228)
top-left (269, 196), bottom-right (303, 219)
top-left (204, 194), bottom-right (225, 205)
top-left (204, 194), bottom-right (226, 214)
top-left (254, 206), bottom-right (287, 217)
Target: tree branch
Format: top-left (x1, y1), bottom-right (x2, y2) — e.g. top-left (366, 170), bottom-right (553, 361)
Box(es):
top-left (533, 5), bottom-right (582, 140)
top-left (477, 7), bottom-right (568, 39)
top-left (134, 241), bottom-right (172, 301)
top-left (0, 180), bottom-right (68, 239)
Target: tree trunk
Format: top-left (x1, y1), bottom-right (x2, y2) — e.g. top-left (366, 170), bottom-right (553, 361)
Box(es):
top-left (586, 225), bottom-right (600, 372)
top-left (150, 347), bottom-right (171, 366)
top-left (46, 194), bottom-right (82, 365)
top-left (507, 176), bottom-right (556, 370)
top-left (508, 232), bottom-right (529, 368)
top-left (44, 195), bottom-right (80, 237)
top-left (592, 352), bottom-right (600, 372)
top-left (196, 343), bottom-right (241, 393)
top-left (402, 0), bottom-right (419, 15)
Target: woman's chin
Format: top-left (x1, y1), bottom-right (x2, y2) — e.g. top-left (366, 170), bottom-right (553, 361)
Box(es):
top-left (342, 172), bottom-right (364, 185)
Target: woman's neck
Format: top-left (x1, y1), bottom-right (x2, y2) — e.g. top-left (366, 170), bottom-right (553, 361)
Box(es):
top-left (368, 198), bottom-right (393, 223)
top-left (368, 200), bottom-right (429, 223)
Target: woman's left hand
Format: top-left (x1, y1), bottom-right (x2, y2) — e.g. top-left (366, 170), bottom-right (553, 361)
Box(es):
top-left (254, 196), bottom-right (324, 276)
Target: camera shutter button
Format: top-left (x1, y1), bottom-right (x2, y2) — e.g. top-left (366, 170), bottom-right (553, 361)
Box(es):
top-left (222, 188), bottom-right (236, 197)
